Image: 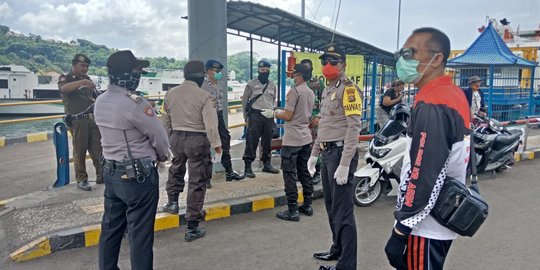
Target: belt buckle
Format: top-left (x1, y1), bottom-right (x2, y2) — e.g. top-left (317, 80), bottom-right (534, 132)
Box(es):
top-left (319, 143), bottom-right (326, 151)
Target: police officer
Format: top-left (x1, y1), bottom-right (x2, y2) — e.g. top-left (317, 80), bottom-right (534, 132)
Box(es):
top-left (58, 53), bottom-right (102, 191)
top-left (307, 45), bottom-right (363, 270)
top-left (161, 60), bottom-right (222, 242)
top-left (94, 50), bottom-right (170, 270)
top-left (300, 58), bottom-right (325, 185)
top-left (241, 60), bottom-right (280, 178)
top-left (203, 60), bottom-right (244, 185)
top-left (264, 64), bottom-right (315, 221)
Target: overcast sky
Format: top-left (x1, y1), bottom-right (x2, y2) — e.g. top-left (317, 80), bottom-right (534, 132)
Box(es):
top-left (1, 0), bottom-right (539, 59)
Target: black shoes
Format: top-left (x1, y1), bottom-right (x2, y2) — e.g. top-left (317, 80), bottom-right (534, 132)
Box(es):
top-left (318, 266), bottom-right (337, 270)
top-left (162, 202), bottom-right (179, 214)
top-left (77, 180), bottom-right (92, 191)
top-left (312, 173), bottom-right (321, 185)
top-left (262, 162), bottom-right (280, 174)
top-left (226, 171), bottom-right (245, 181)
top-left (244, 164), bottom-right (256, 178)
top-left (185, 227), bottom-right (206, 242)
top-left (276, 209), bottom-right (300, 221)
top-left (206, 179), bottom-right (212, 189)
top-left (313, 251), bottom-right (339, 261)
top-left (298, 204), bottom-right (313, 216)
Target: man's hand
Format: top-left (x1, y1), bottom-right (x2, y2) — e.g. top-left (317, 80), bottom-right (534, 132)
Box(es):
top-left (309, 116), bottom-right (320, 128)
top-left (307, 156), bottom-right (318, 177)
top-left (79, 79), bottom-right (96, 90)
top-left (261, 109), bottom-right (274, 119)
top-left (212, 152), bottom-right (222, 164)
top-left (334, 165), bottom-right (349, 185)
top-left (384, 228), bottom-right (408, 269)
top-left (214, 146), bottom-right (222, 154)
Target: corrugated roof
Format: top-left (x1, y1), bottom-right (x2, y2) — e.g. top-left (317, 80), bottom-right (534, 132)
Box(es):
top-left (226, 1), bottom-right (394, 65)
top-left (448, 22), bottom-right (536, 67)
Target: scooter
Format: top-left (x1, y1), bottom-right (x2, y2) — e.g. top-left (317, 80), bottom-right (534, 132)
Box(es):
top-left (352, 105), bottom-right (409, 207)
top-left (472, 114), bottom-right (523, 178)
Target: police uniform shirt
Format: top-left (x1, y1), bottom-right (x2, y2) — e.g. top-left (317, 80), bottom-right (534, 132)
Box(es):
top-left (201, 78), bottom-right (224, 111)
top-left (161, 80), bottom-right (221, 149)
top-left (58, 72), bottom-right (96, 115)
top-left (94, 85), bottom-right (170, 162)
top-left (311, 74), bottom-right (363, 166)
top-left (241, 79), bottom-right (277, 114)
top-left (283, 82), bottom-right (315, 147)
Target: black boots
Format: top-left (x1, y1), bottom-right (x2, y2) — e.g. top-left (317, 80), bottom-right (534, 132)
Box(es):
top-left (298, 204), bottom-right (314, 216)
top-left (185, 221), bottom-right (206, 242)
top-left (244, 162), bottom-right (256, 178)
top-left (276, 204), bottom-right (300, 221)
top-left (262, 161), bottom-right (279, 174)
top-left (225, 170), bottom-right (245, 181)
top-left (206, 179), bottom-right (212, 189)
top-left (163, 201), bottom-right (179, 214)
top-left (77, 180), bottom-right (92, 191)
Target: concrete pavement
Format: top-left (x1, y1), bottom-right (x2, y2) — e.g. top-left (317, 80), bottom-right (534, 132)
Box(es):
top-left (1, 160), bottom-right (539, 270)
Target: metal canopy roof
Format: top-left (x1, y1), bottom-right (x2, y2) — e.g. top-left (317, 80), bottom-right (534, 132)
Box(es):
top-left (226, 1), bottom-right (394, 66)
top-left (448, 22), bottom-right (536, 68)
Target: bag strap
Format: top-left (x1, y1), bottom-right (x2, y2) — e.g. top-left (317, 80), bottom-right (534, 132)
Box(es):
top-left (248, 82), bottom-right (269, 105)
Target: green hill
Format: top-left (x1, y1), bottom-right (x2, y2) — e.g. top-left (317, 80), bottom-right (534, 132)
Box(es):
top-left (0, 25), bottom-right (187, 76)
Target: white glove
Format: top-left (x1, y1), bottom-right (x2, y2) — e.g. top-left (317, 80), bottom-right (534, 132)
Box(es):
top-left (211, 152), bottom-right (222, 164)
top-left (334, 165), bottom-right (349, 185)
top-left (307, 156), bottom-right (318, 177)
top-left (261, 109), bottom-right (275, 118)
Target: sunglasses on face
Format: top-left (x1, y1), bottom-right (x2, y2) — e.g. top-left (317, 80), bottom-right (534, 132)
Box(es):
top-left (394, 47), bottom-right (440, 61)
top-left (321, 58), bottom-right (341, 66)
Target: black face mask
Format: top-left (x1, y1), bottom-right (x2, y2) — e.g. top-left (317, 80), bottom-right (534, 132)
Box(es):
top-left (258, 72), bottom-right (270, 84)
top-left (186, 76), bottom-right (205, 88)
top-left (109, 71), bottom-right (142, 91)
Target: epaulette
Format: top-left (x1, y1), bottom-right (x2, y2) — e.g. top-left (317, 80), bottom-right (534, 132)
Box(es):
top-left (126, 93), bottom-right (143, 103)
top-left (344, 79), bottom-right (354, 86)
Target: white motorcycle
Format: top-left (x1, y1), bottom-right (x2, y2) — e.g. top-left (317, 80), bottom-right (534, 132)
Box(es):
top-left (353, 105), bottom-right (409, 207)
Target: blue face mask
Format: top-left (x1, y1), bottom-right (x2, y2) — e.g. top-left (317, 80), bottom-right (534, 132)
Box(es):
top-left (213, 72), bottom-right (222, 80)
top-left (395, 55), bottom-right (436, 84)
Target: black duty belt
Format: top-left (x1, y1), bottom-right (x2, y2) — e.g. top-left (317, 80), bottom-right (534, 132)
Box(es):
top-left (319, 141), bottom-right (344, 151)
top-left (102, 159), bottom-right (128, 171)
top-left (71, 113), bottom-right (93, 120)
top-left (173, 130), bottom-right (206, 136)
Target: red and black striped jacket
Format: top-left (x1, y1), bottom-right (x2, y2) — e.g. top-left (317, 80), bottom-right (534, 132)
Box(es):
top-left (395, 75), bottom-right (471, 240)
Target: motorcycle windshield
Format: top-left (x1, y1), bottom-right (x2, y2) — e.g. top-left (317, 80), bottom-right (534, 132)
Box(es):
top-left (374, 120), bottom-right (406, 146)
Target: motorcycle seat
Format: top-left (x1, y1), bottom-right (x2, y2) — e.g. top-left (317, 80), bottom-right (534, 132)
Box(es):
top-left (495, 132), bottom-right (521, 146)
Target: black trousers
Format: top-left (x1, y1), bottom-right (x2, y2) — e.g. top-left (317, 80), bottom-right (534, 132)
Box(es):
top-left (320, 146), bottom-right (358, 270)
top-left (281, 144), bottom-right (313, 205)
top-left (242, 111), bottom-right (274, 163)
top-left (98, 164), bottom-right (159, 270)
top-left (402, 235), bottom-right (453, 270)
top-left (166, 131), bottom-right (212, 222)
top-left (217, 110), bottom-right (233, 172)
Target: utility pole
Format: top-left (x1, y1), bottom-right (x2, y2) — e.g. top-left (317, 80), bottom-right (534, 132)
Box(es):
top-left (396, 0), bottom-right (402, 50)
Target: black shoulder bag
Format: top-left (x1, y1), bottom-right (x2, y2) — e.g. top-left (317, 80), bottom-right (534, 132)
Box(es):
top-left (431, 133), bottom-right (489, 237)
top-left (245, 83), bottom-right (269, 116)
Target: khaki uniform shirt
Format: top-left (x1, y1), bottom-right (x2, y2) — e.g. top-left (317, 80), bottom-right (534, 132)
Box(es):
top-left (283, 82), bottom-right (315, 147)
top-left (241, 79), bottom-right (276, 117)
top-left (58, 72), bottom-right (97, 115)
top-left (94, 85), bottom-right (170, 162)
top-left (201, 78), bottom-right (224, 111)
top-left (161, 80), bottom-right (221, 149)
top-left (311, 74), bottom-right (363, 167)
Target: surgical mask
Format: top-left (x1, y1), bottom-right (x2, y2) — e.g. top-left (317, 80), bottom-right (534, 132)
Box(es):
top-left (213, 72), bottom-right (222, 80)
top-left (258, 72), bottom-right (270, 84)
top-left (395, 54), bottom-right (436, 84)
top-left (322, 63), bottom-right (340, 80)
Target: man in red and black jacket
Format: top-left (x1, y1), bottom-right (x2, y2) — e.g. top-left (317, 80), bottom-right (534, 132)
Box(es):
top-left (385, 27), bottom-right (471, 270)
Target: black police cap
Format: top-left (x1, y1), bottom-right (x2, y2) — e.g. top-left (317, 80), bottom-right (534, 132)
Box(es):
top-left (258, 60), bottom-right (271, 68)
top-left (72, 53), bottom-right (91, 65)
top-left (107, 50), bottom-right (149, 74)
top-left (205, 60), bottom-right (224, 71)
top-left (291, 63), bottom-right (310, 76)
top-left (319, 44), bottom-right (346, 62)
top-left (184, 60), bottom-right (205, 78)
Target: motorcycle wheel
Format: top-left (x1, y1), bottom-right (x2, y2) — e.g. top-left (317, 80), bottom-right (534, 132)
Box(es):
top-left (353, 177), bottom-right (382, 207)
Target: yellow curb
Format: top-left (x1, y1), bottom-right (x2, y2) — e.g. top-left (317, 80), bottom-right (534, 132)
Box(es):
top-left (205, 202), bottom-right (231, 221)
top-left (514, 152), bottom-right (521, 162)
top-left (298, 192), bottom-right (304, 203)
top-left (528, 151), bottom-right (535, 160)
top-left (83, 225), bottom-right (101, 247)
top-left (0, 197), bottom-right (16, 207)
top-left (249, 195), bottom-right (275, 212)
top-left (0, 136), bottom-right (5, 147)
top-left (229, 108), bottom-right (237, 113)
top-left (154, 213), bottom-right (180, 232)
top-left (10, 236), bottom-right (51, 262)
top-left (26, 132), bottom-right (48, 143)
